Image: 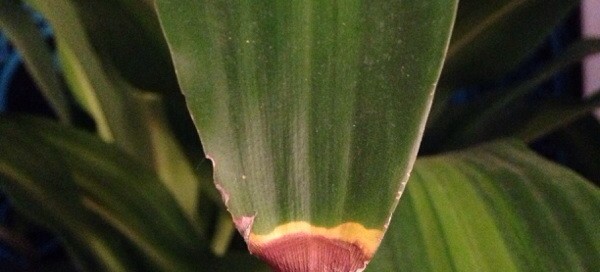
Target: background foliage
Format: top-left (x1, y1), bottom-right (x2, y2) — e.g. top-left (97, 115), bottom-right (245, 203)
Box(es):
top-left (0, 0), bottom-right (598, 271)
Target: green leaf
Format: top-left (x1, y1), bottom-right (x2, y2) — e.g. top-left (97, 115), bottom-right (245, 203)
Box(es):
top-left (369, 140), bottom-right (600, 271)
top-left (26, 0), bottom-right (153, 164)
top-left (0, 116), bottom-right (208, 271)
top-left (54, 16), bottom-right (201, 218)
top-left (441, 0), bottom-right (578, 87)
top-left (210, 209), bottom-right (236, 256)
top-left (0, 0), bottom-right (71, 122)
top-left (56, 39), bottom-right (114, 141)
top-left (443, 39), bottom-right (600, 149)
top-left (68, 0), bottom-right (178, 94)
top-left (514, 91), bottom-right (600, 142)
top-left (156, 0), bottom-right (457, 270)
top-left (33, 0), bottom-right (203, 228)
top-left (542, 116), bottom-right (600, 185)
top-left (0, 119), bottom-right (169, 271)
top-left (39, 1), bottom-right (202, 210)
top-left (133, 92), bottom-right (202, 228)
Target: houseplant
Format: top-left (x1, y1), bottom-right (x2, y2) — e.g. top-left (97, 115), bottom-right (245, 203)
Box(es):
top-left (0, 0), bottom-right (598, 271)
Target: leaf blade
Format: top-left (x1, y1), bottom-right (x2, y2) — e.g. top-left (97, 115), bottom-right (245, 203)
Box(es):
top-left (0, 116), bottom-right (208, 271)
top-left (0, 0), bottom-right (71, 122)
top-left (369, 140), bottom-right (600, 271)
top-left (157, 0), bottom-right (457, 269)
top-left (441, 0), bottom-right (578, 87)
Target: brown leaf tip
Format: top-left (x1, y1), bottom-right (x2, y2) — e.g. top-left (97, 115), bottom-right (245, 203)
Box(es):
top-left (246, 222), bottom-right (383, 272)
top-left (250, 233), bottom-right (368, 272)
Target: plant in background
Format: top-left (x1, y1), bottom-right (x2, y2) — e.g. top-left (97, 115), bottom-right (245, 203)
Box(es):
top-left (0, 0), bottom-right (598, 271)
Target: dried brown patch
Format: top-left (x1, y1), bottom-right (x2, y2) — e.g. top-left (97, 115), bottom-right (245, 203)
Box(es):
top-left (249, 233), bottom-right (370, 272)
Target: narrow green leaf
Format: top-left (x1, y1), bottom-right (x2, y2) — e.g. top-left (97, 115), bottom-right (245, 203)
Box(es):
top-left (26, 0), bottom-right (153, 164)
top-left (56, 24), bottom-right (199, 213)
top-left (57, 39), bottom-right (113, 140)
top-left (68, 0), bottom-right (178, 94)
top-left (370, 140), bottom-right (600, 271)
top-left (157, 0), bottom-right (457, 270)
top-left (210, 209), bottom-right (236, 256)
top-left (545, 116), bottom-right (600, 185)
top-left (0, 0), bottom-right (71, 122)
top-left (514, 91), bottom-right (600, 142)
top-left (113, 0), bottom-right (159, 37)
top-left (0, 116), bottom-right (208, 271)
top-left (0, 120), bottom-right (170, 271)
top-left (441, 0), bottom-right (578, 87)
top-left (446, 39), bottom-right (600, 148)
top-left (134, 92), bottom-right (201, 227)
top-left (45, 0), bottom-right (199, 204)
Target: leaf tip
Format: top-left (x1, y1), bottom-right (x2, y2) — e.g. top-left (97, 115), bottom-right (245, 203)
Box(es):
top-left (246, 222), bottom-right (383, 272)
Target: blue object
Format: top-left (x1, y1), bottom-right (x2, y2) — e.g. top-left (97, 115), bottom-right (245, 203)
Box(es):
top-left (0, 31), bottom-right (20, 112)
top-left (0, 50), bottom-right (21, 112)
top-left (0, 4), bottom-right (53, 113)
top-left (0, 8), bottom-right (65, 270)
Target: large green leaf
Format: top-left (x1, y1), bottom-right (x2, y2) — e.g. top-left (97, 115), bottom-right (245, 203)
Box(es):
top-left (0, 0), bottom-right (71, 122)
top-left (0, 117), bottom-right (208, 271)
top-left (440, 0), bottom-right (578, 87)
top-left (369, 140), bottom-right (600, 271)
top-left (157, 0), bottom-right (456, 270)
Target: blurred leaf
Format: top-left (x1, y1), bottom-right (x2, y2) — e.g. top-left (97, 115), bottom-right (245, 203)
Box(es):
top-left (134, 92), bottom-right (201, 228)
top-left (210, 209), bottom-right (236, 256)
top-left (37, 1), bottom-right (200, 203)
top-left (0, 116), bottom-right (208, 271)
top-left (444, 39), bottom-right (600, 148)
top-left (37, 0), bottom-right (204, 232)
top-left (369, 140), bottom-right (600, 271)
top-left (211, 252), bottom-right (270, 272)
top-left (514, 91), bottom-right (600, 142)
top-left (0, 119), bottom-right (166, 271)
top-left (54, 15), bottom-right (200, 218)
top-left (542, 116), bottom-right (600, 185)
top-left (441, 0), bottom-right (578, 87)
top-left (56, 39), bottom-right (113, 141)
top-left (69, 0), bottom-right (178, 94)
top-left (26, 0), bottom-right (154, 164)
top-left (0, 0), bottom-right (71, 122)
top-left (157, 0), bottom-right (457, 270)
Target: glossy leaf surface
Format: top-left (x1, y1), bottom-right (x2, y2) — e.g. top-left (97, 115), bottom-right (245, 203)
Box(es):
top-left (370, 140), bottom-right (600, 271)
top-left (157, 0), bottom-right (457, 270)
